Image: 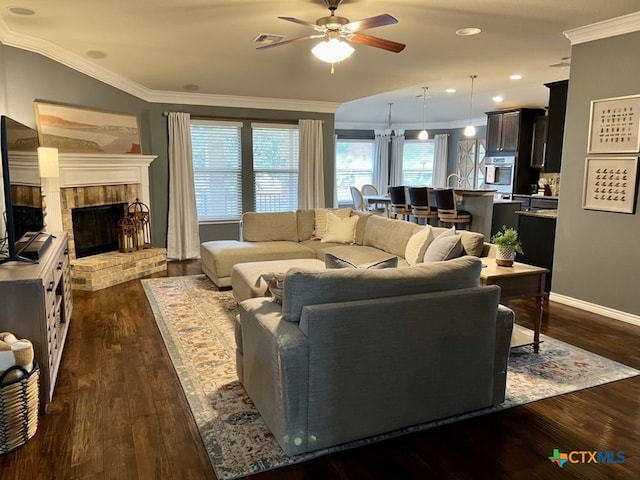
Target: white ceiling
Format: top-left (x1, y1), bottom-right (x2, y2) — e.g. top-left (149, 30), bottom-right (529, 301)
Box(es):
top-left (0, 1), bottom-right (639, 129)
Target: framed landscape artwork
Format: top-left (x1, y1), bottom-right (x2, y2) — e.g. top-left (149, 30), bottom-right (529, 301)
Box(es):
top-left (34, 102), bottom-right (142, 154)
top-left (582, 156), bottom-right (639, 214)
top-left (587, 94), bottom-right (640, 154)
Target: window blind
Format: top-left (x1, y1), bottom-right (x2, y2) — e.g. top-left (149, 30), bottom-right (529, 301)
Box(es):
top-left (252, 124), bottom-right (299, 213)
top-left (190, 121), bottom-right (242, 221)
top-left (402, 139), bottom-right (435, 187)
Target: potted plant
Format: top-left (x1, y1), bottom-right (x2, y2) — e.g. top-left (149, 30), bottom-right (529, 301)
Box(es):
top-left (491, 225), bottom-right (523, 267)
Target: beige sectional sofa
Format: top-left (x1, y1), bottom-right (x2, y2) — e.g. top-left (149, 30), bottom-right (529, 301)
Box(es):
top-left (200, 209), bottom-right (495, 288)
top-left (236, 256), bottom-right (515, 455)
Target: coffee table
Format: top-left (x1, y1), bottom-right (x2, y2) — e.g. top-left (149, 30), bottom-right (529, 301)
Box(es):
top-left (480, 258), bottom-right (548, 352)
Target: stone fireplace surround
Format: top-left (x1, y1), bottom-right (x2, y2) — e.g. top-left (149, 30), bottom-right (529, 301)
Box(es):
top-left (40, 152), bottom-right (167, 290)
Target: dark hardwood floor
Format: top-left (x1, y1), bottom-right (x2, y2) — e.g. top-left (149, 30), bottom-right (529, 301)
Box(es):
top-left (1, 260), bottom-right (638, 479)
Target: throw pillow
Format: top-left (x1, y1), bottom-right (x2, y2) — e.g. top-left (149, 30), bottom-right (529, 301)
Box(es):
top-left (404, 226), bottom-right (434, 266)
top-left (261, 272), bottom-right (285, 304)
top-left (325, 253), bottom-right (398, 270)
top-left (313, 208), bottom-right (352, 240)
top-left (321, 211), bottom-right (359, 244)
top-left (423, 231), bottom-right (463, 262)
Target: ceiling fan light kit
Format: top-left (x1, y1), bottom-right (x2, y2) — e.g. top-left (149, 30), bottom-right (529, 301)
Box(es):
top-left (311, 38), bottom-right (354, 64)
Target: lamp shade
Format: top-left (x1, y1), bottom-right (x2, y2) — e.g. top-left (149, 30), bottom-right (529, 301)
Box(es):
top-left (311, 39), bottom-right (354, 63)
top-left (37, 147), bottom-right (59, 178)
top-left (464, 124), bottom-right (476, 138)
top-left (418, 129), bottom-right (429, 140)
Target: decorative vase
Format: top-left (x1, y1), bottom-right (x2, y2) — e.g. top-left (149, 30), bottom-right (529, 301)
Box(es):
top-left (495, 245), bottom-right (516, 267)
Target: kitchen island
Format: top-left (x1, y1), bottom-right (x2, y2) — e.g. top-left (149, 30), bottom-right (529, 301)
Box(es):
top-left (452, 189), bottom-right (497, 238)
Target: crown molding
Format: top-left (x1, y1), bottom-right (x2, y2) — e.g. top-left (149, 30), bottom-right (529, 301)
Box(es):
top-left (335, 116), bottom-right (486, 131)
top-left (564, 11), bottom-right (640, 45)
top-left (0, 18), bottom-right (339, 114)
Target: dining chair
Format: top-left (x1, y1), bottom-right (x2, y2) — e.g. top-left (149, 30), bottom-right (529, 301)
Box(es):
top-left (408, 186), bottom-right (439, 226)
top-left (350, 186), bottom-right (365, 211)
top-left (387, 186), bottom-right (412, 221)
top-left (433, 189), bottom-right (472, 230)
top-left (360, 184), bottom-right (378, 196)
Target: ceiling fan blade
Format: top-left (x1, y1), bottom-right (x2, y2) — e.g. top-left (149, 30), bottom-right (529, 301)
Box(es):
top-left (348, 33), bottom-right (406, 53)
top-left (256, 34), bottom-right (324, 50)
top-left (345, 14), bottom-right (398, 32)
top-left (278, 16), bottom-right (321, 29)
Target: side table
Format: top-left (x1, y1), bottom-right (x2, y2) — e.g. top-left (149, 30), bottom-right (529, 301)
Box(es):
top-left (480, 258), bottom-right (548, 352)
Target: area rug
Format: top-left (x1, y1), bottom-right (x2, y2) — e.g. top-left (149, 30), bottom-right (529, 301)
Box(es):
top-left (141, 274), bottom-right (639, 480)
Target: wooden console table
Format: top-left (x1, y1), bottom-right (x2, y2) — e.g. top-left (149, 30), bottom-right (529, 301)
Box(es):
top-left (0, 233), bottom-right (73, 412)
top-left (480, 258), bottom-right (548, 353)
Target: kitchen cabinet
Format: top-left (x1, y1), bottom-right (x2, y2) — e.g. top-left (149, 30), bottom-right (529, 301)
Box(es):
top-left (543, 80), bottom-right (568, 173)
top-left (511, 194), bottom-right (558, 211)
top-left (530, 115), bottom-right (548, 169)
top-left (0, 233), bottom-right (73, 413)
top-left (516, 211), bottom-right (557, 292)
top-left (485, 108), bottom-right (546, 194)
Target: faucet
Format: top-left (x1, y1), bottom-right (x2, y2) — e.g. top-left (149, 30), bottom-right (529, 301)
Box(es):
top-left (447, 173), bottom-right (462, 188)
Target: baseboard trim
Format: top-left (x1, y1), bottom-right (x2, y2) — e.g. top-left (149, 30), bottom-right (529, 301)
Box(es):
top-left (549, 292), bottom-right (640, 327)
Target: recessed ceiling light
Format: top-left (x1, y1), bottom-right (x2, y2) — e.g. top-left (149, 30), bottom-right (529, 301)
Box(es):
top-left (183, 84), bottom-right (200, 92)
top-left (86, 50), bottom-right (107, 59)
top-left (493, 96), bottom-right (504, 103)
top-left (456, 27), bottom-right (482, 36)
top-left (445, 88), bottom-right (456, 94)
top-left (510, 74), bottom-right (523, 80)
top-left (9, 7), bottom-right (35, 15)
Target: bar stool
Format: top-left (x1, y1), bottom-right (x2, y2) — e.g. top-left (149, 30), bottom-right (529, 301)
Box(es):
top-left (434, 188), bottom-right (472, 230)
top-left (408, 187), bottom-right (439, 226)
top-left (387, 186), bottom-right (412, 221)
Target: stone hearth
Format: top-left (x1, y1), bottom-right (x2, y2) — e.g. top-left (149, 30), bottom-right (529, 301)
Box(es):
top-left (71, 248), bottom-right (167, 291)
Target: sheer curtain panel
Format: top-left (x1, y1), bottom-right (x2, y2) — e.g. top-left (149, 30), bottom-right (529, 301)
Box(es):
top-left (298, 119), bottom-right (325, 209)
top-left (167, 112), bottom-right (201, 260)
top-left (432, 134), bottom-right (449, 188)
top-left (373, 129), bottom-right (390, 194)
top-left (389, 130), bottom-right (405, 187)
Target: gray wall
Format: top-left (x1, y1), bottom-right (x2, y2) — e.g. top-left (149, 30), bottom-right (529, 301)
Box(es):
top-left (0, 45), bottom-right (335, 246)
top-left (553, 31), bottom-right (640, 316)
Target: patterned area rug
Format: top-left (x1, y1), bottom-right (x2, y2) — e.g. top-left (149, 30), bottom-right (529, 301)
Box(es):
top-left (141, 274), bottom-right (640, 480)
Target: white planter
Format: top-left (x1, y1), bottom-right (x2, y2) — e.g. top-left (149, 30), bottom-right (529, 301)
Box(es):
top-left (495, 245), bottom-right (516, 267)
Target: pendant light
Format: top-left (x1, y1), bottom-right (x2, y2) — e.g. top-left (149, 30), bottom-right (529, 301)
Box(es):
top-left (385, 102), bottom-right (394, 136)
top-left (464, 75), bottom-right (478, 138)
top-left (418, 86), bottom-right (429, 140)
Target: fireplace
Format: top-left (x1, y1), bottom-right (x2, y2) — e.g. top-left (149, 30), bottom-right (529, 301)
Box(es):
top-left (71, 203), bottom-right (126, 258)
top-left (34, 152), bottom-right (167, 290)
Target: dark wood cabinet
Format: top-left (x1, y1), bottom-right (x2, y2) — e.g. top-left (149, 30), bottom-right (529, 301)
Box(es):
top-left (531, 115), bottom-right (548, 169)
top-left (516, 212), bottom-right (556, 292)
top-left (543, 80), bottom-right (568, 173)
top-left (485, 108), bottom-right (546, 193)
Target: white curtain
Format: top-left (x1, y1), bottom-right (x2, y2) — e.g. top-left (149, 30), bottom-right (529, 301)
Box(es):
top-left (432, 133), bottom-right (449, 188)
top-left (167, 112), bottom-right (201, 260)
top-left (298, 119), bottom-right (325, 208)
top-left (373, 129), bottom-right (390, 194)
top-left (389, 129), bottom-right (405, 187)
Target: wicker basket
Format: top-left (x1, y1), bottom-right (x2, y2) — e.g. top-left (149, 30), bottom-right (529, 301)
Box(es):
top-left (0, 363), bottom-right (39, 455)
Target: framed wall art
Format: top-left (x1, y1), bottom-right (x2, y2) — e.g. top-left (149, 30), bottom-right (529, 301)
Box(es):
top-left (587, 94), bottom-right (640, 154)
top-left (34, 101), bottom-right (142, 154)
top-left (582, 156), bottom-right (639, 214)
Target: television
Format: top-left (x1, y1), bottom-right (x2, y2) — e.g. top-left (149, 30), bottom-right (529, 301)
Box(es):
top-left (0, 115), bottom-right (45, 264)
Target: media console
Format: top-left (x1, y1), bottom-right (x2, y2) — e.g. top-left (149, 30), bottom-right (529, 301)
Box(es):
top-left (0, 232), bottom-right (73, 413)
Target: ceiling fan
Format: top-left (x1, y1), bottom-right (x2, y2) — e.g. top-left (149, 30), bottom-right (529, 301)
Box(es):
top-left (257, 0), bottom-right (405, 68)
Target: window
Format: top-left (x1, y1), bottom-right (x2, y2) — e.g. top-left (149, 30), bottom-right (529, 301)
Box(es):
top-left (252, 124), bottom-right (299, 213)
top-left (335, 139), bottom-right (375, 203)
top-left (402, 139), bottom-right (435, 186)
top-left (190, 120), bottom-right (242, 221)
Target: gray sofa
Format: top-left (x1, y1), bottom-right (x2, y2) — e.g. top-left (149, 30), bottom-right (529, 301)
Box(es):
top-left (236, 256), bottom-right (515, 456)
top-left (201, 209), bottom-right (495, 288)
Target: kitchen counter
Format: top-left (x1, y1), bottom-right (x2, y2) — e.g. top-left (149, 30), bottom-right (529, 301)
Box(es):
top-left (454, 189), bottom-right (496, 238)
top-left (516, 209), bottom-right (558, 219)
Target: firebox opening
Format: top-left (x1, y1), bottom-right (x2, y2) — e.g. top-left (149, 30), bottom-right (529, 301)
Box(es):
top-left (72, 203), bottom-right (127, 258)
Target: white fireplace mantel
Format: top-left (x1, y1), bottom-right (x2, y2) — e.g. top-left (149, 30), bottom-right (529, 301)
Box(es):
top-left (10, 152), bottom-right (157, 233)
